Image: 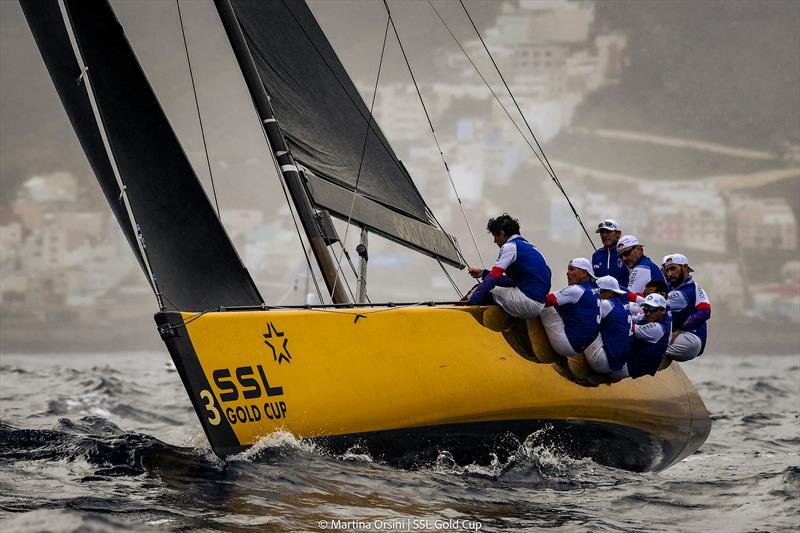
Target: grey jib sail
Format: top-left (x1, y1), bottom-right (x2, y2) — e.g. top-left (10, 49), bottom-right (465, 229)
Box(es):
top-left (224, 0), bottom-right (463, 267)
top-left (21, 0), bottom-right (263, 311)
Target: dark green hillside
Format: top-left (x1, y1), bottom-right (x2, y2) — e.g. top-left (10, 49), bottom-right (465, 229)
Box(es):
top-left (579, 0), bottom-right (800, 150)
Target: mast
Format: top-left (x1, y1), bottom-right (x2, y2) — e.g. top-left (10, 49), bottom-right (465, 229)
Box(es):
top-left (215, 0), bottom-right (349, 304)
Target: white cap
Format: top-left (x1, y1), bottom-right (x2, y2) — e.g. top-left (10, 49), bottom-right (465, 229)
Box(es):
top-left (617, 235), bottom-right (641, 252)
top-left (641, 293), bottom-right (667, 309)
top-left (596, 219), bottom-right (621, 233)
top-left (596, 275), bottom-right (625, 294)
top-left (662, 253), bottom-right (695, 272)
top-left (569, 257), bottom-right (597, 279)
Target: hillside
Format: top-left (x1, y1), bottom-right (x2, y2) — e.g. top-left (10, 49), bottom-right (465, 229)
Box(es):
top-left (575, 0), bottom-right (800, 151)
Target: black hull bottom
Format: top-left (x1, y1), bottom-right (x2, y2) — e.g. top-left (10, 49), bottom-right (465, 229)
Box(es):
top-left (216, 419), bottom-right (670, 472)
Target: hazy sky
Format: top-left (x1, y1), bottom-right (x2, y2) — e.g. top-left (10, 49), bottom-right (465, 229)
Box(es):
top-left (1, 0), bottom-right (798, 310)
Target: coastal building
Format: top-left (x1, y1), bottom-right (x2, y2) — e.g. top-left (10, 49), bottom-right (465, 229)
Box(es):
top-left (731, 196), bottom-right (797, 250)
top-left (643, 182), bottom-right (727, 253)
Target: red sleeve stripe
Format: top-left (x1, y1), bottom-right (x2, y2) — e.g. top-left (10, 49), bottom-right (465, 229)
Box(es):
top-left (696, 302), bottom-right (711, 312)
top-left (489, 266), bottom-right (505, 279)
top-left (546, 293), bottom-right (559, 306)
top-left (627, 291), bottom-right (641, 302)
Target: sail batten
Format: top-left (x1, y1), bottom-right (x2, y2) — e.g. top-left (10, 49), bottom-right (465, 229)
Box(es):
top-left (227, 0), bottom-right (462, 265)
top-left (22, 0), bottom-right (263, 311)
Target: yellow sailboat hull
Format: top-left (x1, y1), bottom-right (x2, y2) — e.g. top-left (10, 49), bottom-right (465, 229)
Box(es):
top-left (155, 305), bottom-right (710, 471)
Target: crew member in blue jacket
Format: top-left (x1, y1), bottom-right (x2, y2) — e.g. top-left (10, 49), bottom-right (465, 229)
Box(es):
top-left (582, 275), bottom-right (633, 378)
top-left (662, 253), bottom-right (711, 361)
top-left (467, 214), bottom-right (551, 319)
top-left (617, 235), bottom-right (666, 295)
top-left (628, 293), bottom-right (672, 378)
top-left (540, 257), bottom-right (600, 357)
top-left (592, 219), bottom-right (629, 288)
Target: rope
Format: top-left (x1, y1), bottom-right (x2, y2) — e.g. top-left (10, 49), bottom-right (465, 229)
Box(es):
top-left (334, 241), bottom-right (358, 303)
top-left (382, 0), bottom-right (485, 269)
top-left (436, 259), bottom-right (462, 296)
top-left (330, 15), bottom-right (390, 301)
top-left (254, 113), bottom-right (324, 304)
top-left (176, 0), bottom-right (221, 219)
top-left (426, 0), bottom-right (549, 177)
top-left (277, 0), bottom-right (405, 181)
top-left (458, 0), bottom-right (596, 251)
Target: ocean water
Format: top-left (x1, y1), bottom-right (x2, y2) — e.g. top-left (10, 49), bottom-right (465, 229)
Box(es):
top-left (0, 351), bottom-right (797, 532)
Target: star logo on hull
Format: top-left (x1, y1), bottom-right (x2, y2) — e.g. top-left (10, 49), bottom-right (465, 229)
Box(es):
top-left (263, 322), bottom-right (292, 365)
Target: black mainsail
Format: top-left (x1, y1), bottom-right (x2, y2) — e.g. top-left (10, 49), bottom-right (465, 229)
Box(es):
top-left (221, 0), bottom-right (463, 267)
top-left (20, 0), bottom-right (263, 311)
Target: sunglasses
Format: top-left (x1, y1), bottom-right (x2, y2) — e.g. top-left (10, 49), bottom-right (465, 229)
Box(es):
top-left (620, 249), bottom-right (635, 258)
top-left (642, 307), bottom-right (662, 313)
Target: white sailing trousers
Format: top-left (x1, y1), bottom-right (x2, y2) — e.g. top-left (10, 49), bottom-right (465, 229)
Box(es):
top-left (666, 331), bottom-right (702, 361)
top-left (540, 307), bottom-right (576, 357)
top-left (492, 286), bottom-right (544, 319)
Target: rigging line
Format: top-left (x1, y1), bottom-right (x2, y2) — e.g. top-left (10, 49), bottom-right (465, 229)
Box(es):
top-left (55, 0), bottom-right (165, 310)
top-left (426, 0), bottom-right (554, 181)
top-left (339, 242), bottom-right (372, 303)
top-left (382, 0), bottom-right (485, 269)
top-left (436, 258), bottom-right (463, 296)
top-left (176, 0), bottom-right (221, 220)
top-left (257, 122), bottom-right (325, 305)
top-left (276, 0), bottom-right (411, 190)
top-left (334, 241), bottom-right (356, 302)
top-left (227, 6), bottom-right (324, 303)
top-left (329, 15), bottom-right (390, 301)
top-left (458, 0), bottom-right (596, 250)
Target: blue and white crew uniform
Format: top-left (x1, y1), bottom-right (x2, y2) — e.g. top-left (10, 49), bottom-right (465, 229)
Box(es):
top-left (592, 247), bottom-right (629, 288)
top-left (468, 235), bottom-right (551, 319)
top-left (666, 277), bottom-right (711, 361)
top-left (627, 255), bottom-right (667, 295)
top-left (582, 298), bottom-right (633, 376)
top-left (628, 312), bottom-right (672, 379)
top-left (541, 281), bottom-right (601, 357)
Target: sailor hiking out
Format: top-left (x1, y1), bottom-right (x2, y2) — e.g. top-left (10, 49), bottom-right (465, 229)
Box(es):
top-left (617, 235), bottom-right (667, 295)
top-left (581, 275), bottom-right (633, 378)
top-left (663, 254), bottom-right (711, 361)
top-left (592, 219), bottom-right (629, 288)
top-left (628, 293), bottom-right (672, 378)
top-left (628, 278), bottom-right (670, 316)
top-left (467, 214), bottom-right (552, 319)
top-left (541, 258), bottom-right (601, 357)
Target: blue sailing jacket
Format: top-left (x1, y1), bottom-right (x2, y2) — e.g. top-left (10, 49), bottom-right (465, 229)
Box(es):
top-left (668, 277), bottom-right (711, 355)
top-left (592, 247), bottom-right (629, 288)
top-left (553, 281), bottom-right (600, 353)
top-left (600, 299), bottom-right (632, 371)
top-left (470, 236), bottom-right (551, 305)
top-left (627, 255), bottom-right (667, 294)
top-left (628, 315), bottom-right (672, 378)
